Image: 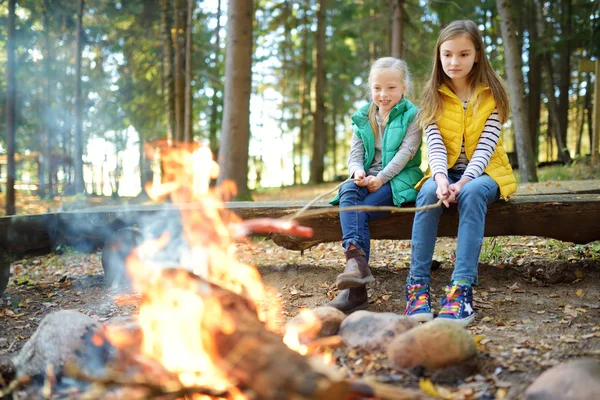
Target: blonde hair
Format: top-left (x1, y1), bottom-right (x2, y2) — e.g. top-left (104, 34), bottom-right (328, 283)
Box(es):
top-left (418, 19), bottom-right (509, 129)
top-left (366, 57), bottom-right (411, 138)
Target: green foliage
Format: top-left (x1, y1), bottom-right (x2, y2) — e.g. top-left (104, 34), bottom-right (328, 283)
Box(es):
top-left (479, 237), bottom-right (514, 264)
top-left (1, 0), bottom-right (597, 193)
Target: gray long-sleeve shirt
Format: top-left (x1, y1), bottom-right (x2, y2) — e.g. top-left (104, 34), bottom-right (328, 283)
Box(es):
top-left (348, 118), bottom-right (422, 184)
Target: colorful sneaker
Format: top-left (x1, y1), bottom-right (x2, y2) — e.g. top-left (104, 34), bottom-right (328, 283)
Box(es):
top-left (436, 282), bottom-right (475, 327)
top-left (403, 283), bottom-right (433, 322)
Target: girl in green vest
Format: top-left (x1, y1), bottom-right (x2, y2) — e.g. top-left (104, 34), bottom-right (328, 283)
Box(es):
top-left (403, 20), bottom-right (516, 326)
top-left (326, 57), bottom-right (424, 314)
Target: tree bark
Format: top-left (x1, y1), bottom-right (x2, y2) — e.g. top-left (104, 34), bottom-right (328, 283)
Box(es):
top-left (390, 0), bottom-right (404, 58)
top-left (5, 0), bottom-right (17, 215)
top-left (174, 0), bottom-right (185, 142)
top-left (557, 0), bottom-right (572, 153)
top-left (294, 0), bottom-right (311, 185)
top-left (310, 0), bottom-right (327, 184)
top-left (74, 0), bottom-right (86, 195)
top-left (160, 0), bottom-right (175, 141)
top-left (496, 0), bottom-right (537, 182)
top-left (278, 1), bottom-right (292, 187)
top-left (526, 0), bottom-right (542, 159)
top-left (183, 0), bottom-right (194, 143)
top-left (209, 0), bottom-right (222, 157)
top-left (40, 0), bottom-right (54, 199)
top-left (535, 0), bottom-right (571, 164)
top-left (217, 0), bottom-right (254, 199)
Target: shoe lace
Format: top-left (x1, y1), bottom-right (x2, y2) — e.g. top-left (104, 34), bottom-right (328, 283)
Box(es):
top-left (439, 284), bottom-right (463, 315)
top-left (405, 284), bottom-right (429, 313)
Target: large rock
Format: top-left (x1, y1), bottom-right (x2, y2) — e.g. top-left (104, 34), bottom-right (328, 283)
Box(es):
top-left (525, 358), bottom-right (600, 400)
top-left (285, 306), bottom-right (346, 343)
top-left (338, 311), bottom-right (416, 353)
top-left (12, 310), bottom-right (102, 378)
top-left (387, 319), bottom-right (476, 370)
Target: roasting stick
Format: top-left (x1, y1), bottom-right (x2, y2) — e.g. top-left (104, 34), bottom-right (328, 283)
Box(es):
top-left (289, 177), bottom-right (444, 221)
top-left (233, 178), bottom-right (444, 239)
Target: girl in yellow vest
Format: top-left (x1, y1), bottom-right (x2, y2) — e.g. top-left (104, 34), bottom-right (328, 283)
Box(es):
top-left (326, 57), bottom-right (424, 313)
top-left (403, 20), bottom-right (516, 326)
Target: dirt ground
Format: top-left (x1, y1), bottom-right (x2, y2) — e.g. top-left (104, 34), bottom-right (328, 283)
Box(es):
top-left (0, 233), bottom-right (599, 399)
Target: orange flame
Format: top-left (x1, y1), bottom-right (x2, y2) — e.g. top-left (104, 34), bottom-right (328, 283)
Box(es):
top-left (103, 141), bottom-right (291, 395)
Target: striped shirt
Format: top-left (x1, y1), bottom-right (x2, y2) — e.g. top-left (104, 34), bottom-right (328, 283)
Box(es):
top-left (426, 101), bottom-right (501, 180)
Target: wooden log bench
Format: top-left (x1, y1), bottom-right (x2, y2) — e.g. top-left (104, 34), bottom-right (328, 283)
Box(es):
top-left (229, 196), bottom-right (600, 251)
top-left (0, 180), bottom-right (599, 296)
top-left (0, 180), bottom-right (599, 254)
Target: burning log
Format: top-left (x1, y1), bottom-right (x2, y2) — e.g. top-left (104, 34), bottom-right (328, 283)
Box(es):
top-left (103, 267), bottom-right (426, 400)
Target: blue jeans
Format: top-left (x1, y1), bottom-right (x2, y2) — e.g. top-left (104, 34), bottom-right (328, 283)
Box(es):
top-left (339, 181), bottom-right (394, 261)
top-left (407, 170), bottom-right (500, 286)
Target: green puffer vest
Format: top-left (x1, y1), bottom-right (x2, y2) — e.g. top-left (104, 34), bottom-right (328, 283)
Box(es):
top-left (331, 98), bottom-right (424, 206)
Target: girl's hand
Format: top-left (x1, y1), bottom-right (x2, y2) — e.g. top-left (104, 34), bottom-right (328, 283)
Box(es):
top-left (434, 173), bottom-right (452, 207)
top-left (448, 177), bottom-right (471, 199)
top-left (354, 170), bottom-right (368, 187)
top-left (366, 176), bottom-right (383, 193)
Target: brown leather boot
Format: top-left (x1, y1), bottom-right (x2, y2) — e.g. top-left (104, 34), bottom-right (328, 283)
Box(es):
top-left (335, 248), bottom-right (374, 290)
top-left (325, 286), bottom-right (369, 314)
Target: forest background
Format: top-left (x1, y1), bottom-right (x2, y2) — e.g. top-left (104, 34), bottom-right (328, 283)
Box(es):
top-left (1, 0), bottom-right (599, 209)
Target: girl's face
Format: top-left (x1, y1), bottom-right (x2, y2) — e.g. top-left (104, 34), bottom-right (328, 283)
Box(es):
top-left (370, 69), bottom-right (406, 116)
top-left (440, 34), bottom-right (478, 85)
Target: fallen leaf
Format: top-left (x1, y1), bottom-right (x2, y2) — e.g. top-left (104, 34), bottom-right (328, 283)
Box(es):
top-left (581, 332), bottom-right (600, 339)
top-left (419, 378), bottom-right (451, 399)
top-left (575, 289), bottom-right (584, 298)
top-left (496, 388), bottom-right (508, 399)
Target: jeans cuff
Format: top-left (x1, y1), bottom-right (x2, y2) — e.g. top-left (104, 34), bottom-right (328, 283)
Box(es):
top-left (451, 276), bottom-right (476, 286)
top-left (406, 275), bottom-right (430, 285)
top-left (342, 239), bottom-right (362, 252)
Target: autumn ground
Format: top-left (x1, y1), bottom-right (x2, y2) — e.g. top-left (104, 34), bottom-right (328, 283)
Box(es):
top-left (0, 162), bottom-right (599, 399)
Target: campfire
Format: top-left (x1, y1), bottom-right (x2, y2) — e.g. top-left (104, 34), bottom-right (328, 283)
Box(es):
top-left (1, 142), bottom-right (429, 400)
top-left (96, 141), bottom-right (340, 399)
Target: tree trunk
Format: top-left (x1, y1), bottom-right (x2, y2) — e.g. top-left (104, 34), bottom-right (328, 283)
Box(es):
top-left (5, 0), bottom-right (17, 215)
top-left (574, 72), bottom-right (584, 157)
top-left (209, 0), bottom-right (222, 157)
top-left (331, 97), bottom-right (338, 179)
top-left (310, 0), bottom-right (326, 184)
top-left (40, 0), bottom-right (53, 199)
top-left (74, 0), bottom-right (86, 195)
top-left (576, 73), bottom-right (592, 157)
top-left (278, 1), bottom-right (292, 187)
top-left (593, 61), bottom-right (600, 164)
top-left (173, 0), bottom-right (185, 142)
top-left (586, 72), bottom-right (594, 156)
top-left (557, 0), bottom-right (572, 153)
top-left (161, 0), bottom-right (175, 142)
top-left (217, 0), bottom-right (254, 200)
top-left (535, 0), bottom-right (571, 164)
top-left (496, 0), bottom-right (537, 182)
top-left (183, 0), bottom-right (194, 143)
top-left (390, 0), bottom-right (404, 58)
top-left (294, 0), bottom-right (311, 185)
top-left (526, 0), bottom-right (542, 159)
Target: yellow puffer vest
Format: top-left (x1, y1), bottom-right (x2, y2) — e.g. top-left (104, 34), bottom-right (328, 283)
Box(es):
top-left (417, 84), bottom-right (516, 200)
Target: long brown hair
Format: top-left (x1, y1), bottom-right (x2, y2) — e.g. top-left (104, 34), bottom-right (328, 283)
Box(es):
top-left (366, 57), bottom-right (411, 138)
top-left (418, 19), bottom-right (509, 129)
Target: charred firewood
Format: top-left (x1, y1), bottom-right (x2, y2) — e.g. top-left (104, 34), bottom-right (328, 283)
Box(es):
top-left (138, 268), bottom-right (425, 400)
